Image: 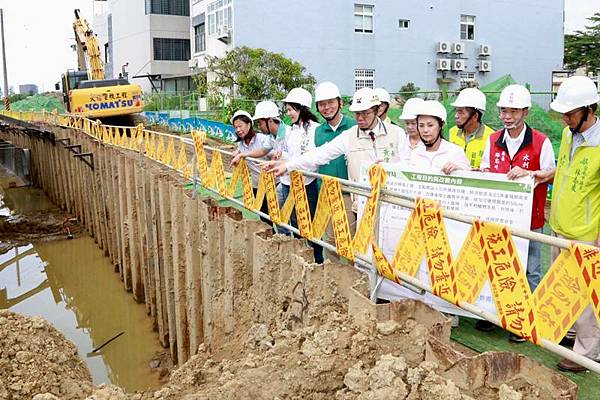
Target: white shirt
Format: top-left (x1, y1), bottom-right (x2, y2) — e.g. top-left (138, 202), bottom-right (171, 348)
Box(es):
top-left (237, 133), bottom-right (272, 187)
top-left (286, 120), bottom-right (408, 182)
top-left (280, 120), bottom-right (320, 185)
top-left (409, 139), bottom-right (470, 170)
top-left (480, 125), bottom-right (555, 171)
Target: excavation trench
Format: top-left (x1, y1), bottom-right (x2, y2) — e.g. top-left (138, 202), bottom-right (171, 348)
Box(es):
top-left (0, 166), bottom-right (163, 392)
top-left (0, 120), bottom-right (579, 399)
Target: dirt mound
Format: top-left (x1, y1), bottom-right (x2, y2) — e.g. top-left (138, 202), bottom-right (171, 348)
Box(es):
top-left (0, 310), bottom-right (92, 399)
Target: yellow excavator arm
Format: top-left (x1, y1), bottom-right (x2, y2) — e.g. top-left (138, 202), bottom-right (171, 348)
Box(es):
top-left (73, 9), bottom-right (104, 81)
top-left (60, 9), bottom-right (144, 119)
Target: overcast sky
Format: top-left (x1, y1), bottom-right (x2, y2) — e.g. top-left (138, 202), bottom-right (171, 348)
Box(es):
top-left (0, 0), bottom-right (597, 93)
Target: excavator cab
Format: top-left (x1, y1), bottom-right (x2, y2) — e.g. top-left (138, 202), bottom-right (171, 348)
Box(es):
top-left (59, 70), bottom-right (88, 110)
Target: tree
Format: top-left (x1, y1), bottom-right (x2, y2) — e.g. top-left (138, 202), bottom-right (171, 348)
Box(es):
top-left (203, 46), bottom-right (316, 119)
top-left (396, 82), bottom-right (420, 102)
top-left (564, 12), bottom-right (600, 72)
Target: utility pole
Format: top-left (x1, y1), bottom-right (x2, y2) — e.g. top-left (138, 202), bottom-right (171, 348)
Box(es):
top-left (0, 9), bottom-right (9, 110)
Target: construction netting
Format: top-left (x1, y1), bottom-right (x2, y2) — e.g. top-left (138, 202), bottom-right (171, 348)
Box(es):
top-left (10, 94), bottom-right (66, 113)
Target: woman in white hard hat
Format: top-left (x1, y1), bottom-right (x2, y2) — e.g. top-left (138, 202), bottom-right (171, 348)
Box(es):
top-left (549, 75), bottom-right (600, 372)
top-left (448, 87), bottom-right (494, 169)
top-left (409, 100), bottom-right (470, 173)
top-left (230, 110), bottom-right (273, 222)
top-left (399, 97), bottom-right (425, 160)
top-left (280, 87), bottom-right (324, 264)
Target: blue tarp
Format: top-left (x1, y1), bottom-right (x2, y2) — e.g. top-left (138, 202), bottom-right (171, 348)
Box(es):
top-left (142, 111), bottom-right (237, 143)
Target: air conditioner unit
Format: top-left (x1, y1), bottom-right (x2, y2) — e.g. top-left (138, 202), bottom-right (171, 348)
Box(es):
top-left (451, 59), bottom-right (465, 71)
top-left (479, 60), bottom-right (492, 72)
top-left (437, 41), bottom-right (451, 53)
top-left (479, 44), bottom-right (491, 56)
top-left (437, 58), bottom-right (451, 71)
top-left (452, 42), bottom-right (464, 54)
top-left (188, 58), bottom-right (198, 68)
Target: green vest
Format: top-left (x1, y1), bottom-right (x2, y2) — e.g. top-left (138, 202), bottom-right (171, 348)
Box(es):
top-left (550, 127), bottom-right (600, 242)
top-left (314, 116), bottom-right (356, 179)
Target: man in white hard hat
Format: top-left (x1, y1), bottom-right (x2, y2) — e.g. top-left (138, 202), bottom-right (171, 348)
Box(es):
top-left (549, 75), bottom-right (600, 372)
top-left (374, 87), bottom-right (395, 125)
top-left (399, 98), bottom-right (425, 160)
top-left (252, 100), bottom-right (288, 160)
top-left (479, 84), bottom-right (555, 340)
top-left (314, 82), bottom-right (357, 256)
top-left (448, 87), bottom-right (494, 169)
top-left (264, 87), bottom-right (407, 213)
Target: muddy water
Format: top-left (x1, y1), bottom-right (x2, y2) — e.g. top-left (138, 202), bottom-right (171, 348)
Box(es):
top-left (0, 169), bottom-right (162, 392)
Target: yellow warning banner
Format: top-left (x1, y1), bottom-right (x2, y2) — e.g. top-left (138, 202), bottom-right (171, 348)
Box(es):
top-left (574, 244), bottom-right (600, 323)
top-left (311, 184), bottom-right (331, 241)
top-left (372, 240), bottom-right (398, 283)
top-left (454, 221), bottom-right (487, 304)
top-left (390, 204), bottom-right (425, 277)
top-left (290, 171), bottom-right (313, 239)
top-left (417, 199), bottom-right (456, 304)
top-left (533, 248), bottom-right (588, 343)
top-left (480, 222), bottom-right (537, 343)
top-left (353, 165), bottom-right (386, 254)
top-left (324, 177), bottom-right (354, 261)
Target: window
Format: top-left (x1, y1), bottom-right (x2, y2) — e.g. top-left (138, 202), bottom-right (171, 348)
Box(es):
top-left (460, 15), bottom-right (475, 41)
top-left (194, 24), bottom-right (206, 53)
top-left (354, 69), bottom-right (375, 91)
top-left (145, 0), bottom-right (190, 16)
top-left (354, 4), bottom-right (374, 33)
top-left (207, 0), bottom-right (233, 36)
top-left (398, 19), bottom-right (410, 29)
top-left (459, 72), bottom-right (476, 88)
top-left (153, 38), bottom-right (191, 61)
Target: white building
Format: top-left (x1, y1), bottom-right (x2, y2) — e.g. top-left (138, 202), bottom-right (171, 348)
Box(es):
top-left (94, 0), bottom-right (192, 93)
top-left (189, 0), bottom-right (564, 94)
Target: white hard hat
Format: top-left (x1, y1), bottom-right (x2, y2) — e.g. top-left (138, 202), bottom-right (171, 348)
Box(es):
top-left (451, 87), bottom-right (486, 111)
top-left (349, 87), bottom-right (381, 112)
top-left (550, 76), bottom-right (600, 114)
top-left (315, 81), bottom-right (341, 103)
top-left (497, 84), bottom-right (531, 109)
top-left (374, 88), bottom-right (391, 103)
top-left (399, 97), bottom-right (425, 120)
top-left (253, 101), bottom-right (280, 120)
top-left (282, 87), bottom-right (313, 108)
top-left (415, 100), bottom-right (447, 123)
top-left (230, 110), bottom-right (252, 125)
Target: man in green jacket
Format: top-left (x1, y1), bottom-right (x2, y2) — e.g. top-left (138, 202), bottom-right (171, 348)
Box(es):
top-left (549, 75), bottom-right (600, 372)
top-left (314, 81), bottom-right (357, 258)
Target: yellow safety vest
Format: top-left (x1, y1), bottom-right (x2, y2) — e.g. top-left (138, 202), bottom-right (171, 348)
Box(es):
top-left (448, 124), bottom-right (494, 169)
top-left (550, 127), bottom-right (600, 242)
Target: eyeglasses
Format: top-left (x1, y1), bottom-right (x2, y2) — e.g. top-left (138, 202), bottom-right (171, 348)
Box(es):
top-left (355, 109), bottom-right (375, 118)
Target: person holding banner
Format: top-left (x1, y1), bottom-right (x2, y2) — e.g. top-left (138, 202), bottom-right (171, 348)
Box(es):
top-left (264, 87), bottom-right (407, 214)
top-left (549, 75), bottom-right (600, 372)
top-left (409, 100), bottom-right (470, 172)
top-left (229, 110), bottom-right (273, 222)
top-left (479, 84), bottom-right (556, 341)
top-left (448, 88), bottom-right (494, 169)
top-left (399, 97), bottom-right (425, 160)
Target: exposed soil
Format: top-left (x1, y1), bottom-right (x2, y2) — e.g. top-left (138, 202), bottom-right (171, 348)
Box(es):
top-left (3, 259), bottom-right (571, 400)
top-left (0, 310), bottom-right (92, 400)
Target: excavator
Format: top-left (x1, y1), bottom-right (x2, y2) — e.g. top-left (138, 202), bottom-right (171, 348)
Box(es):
top-left (57, 9), bottom-right (143, 120)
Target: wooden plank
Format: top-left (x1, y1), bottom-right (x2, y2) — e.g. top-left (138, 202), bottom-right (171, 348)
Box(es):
top-left (158, 178), bottom-right (176, 357)
top-left (171, 185), bottom-right (189, 364)
top-left (150, 172), bottom-right (168, 346)
top-left (118, 153), bottom-right (132, 290)
top-left (125, 157), bottom-right (143, 301)
top-left (185, 194), bottom-right (203, 356)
